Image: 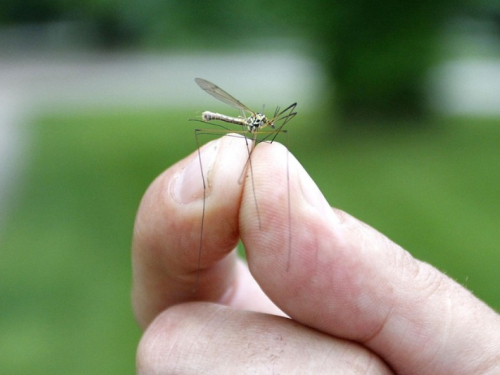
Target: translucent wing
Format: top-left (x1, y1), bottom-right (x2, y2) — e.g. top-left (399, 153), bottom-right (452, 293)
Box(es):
top-left (195, 78), bottom-right (255, 114)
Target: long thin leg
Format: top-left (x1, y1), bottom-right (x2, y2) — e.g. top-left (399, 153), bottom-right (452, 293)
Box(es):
top-left (192, 127), bottom-right (292, 293)
top-left (285, 131), bottom-right (292, 271)
top-left (194, 129), bottom-right (207, 293)
top-left (236, 132), bottom-right (262, 230)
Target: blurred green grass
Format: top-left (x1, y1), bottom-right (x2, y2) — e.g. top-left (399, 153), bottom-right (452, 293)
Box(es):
top-left (1, 108), bottom-right (499, 374)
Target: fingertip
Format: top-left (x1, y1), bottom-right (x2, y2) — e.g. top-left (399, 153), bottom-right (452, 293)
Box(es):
top-left (132, 134), bottom-right (268, 327)
top-left (240, 141), bottom-right (341, 282)
top-left (294, 153), bottom-right (341, 225)
top-left (171, 138), bottom-right (219, 204)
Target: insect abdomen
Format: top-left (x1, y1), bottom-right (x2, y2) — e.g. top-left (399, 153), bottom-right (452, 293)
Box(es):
top-left (202, 111), bottom-right (247, 126)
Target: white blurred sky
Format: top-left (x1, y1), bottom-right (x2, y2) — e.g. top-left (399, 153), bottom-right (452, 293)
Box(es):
top-left (0, 51), bottom-right (324, 113)
top-left (1, 51), bottom-right (499, 116)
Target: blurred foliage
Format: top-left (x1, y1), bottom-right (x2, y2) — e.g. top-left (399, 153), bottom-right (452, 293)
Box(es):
top-left (0, 0), bottom-right (61, 23)
top-left (2, 0), bottom-right (495, 123)
top-left (1, 108), bottom-right (500, 373)
top-left (301, 1), bottom-right (456, 121)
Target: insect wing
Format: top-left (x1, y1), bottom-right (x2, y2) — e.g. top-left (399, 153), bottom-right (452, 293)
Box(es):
top-left (195, 78), bottom-right (255, 116)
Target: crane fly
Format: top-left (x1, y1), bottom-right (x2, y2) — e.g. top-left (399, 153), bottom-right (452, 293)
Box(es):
top-left (192, 78), bottom-right (297, 291)
top-left (195, 78), bottom-right (297, 142)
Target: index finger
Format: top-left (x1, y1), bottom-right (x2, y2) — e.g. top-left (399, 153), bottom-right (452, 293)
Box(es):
top-left (131, 135), bottom-right (281, 328)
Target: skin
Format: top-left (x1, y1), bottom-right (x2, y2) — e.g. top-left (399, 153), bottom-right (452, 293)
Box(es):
top-left (132, 135), bottom-right (500, 374)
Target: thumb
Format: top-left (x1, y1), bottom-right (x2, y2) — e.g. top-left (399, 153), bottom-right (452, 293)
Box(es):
top-left (240, 141), bottom-right (500, 375)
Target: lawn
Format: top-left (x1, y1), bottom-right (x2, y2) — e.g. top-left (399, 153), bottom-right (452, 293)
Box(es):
top-left (1, 108), bottom-right (499, 374)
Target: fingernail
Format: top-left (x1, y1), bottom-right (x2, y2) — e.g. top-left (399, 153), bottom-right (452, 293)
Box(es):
top-left (297, 157), bottom-right (340, 223)
top-left (172, 140), bottom-right (219, 204)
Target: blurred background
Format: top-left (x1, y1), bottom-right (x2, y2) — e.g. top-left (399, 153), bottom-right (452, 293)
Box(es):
top-left (1, 0), bottom-right (500, 373)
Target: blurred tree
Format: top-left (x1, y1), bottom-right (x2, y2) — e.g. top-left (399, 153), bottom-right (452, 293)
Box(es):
top-left (0, 0), bottom-right (61, 23)
top-left (312, 1), bottom-right (453, 121)
top-left (1, 0), bottom-right (474, 123)
top-left (270, 0), bottom-right (460, 122)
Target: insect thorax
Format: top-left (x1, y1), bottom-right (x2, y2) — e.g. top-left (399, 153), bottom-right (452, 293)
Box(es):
top-left (247, 113), bottom-right (268, 133)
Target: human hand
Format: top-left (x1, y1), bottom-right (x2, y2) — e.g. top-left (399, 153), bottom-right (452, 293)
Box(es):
top-left (132, 135), bottom-right (500, 374)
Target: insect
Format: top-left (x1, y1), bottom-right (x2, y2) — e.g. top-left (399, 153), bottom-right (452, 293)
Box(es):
top-left (195, 78), bottom-right (297, 142)
top-left (192, 78), bottom-right (297, 289)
